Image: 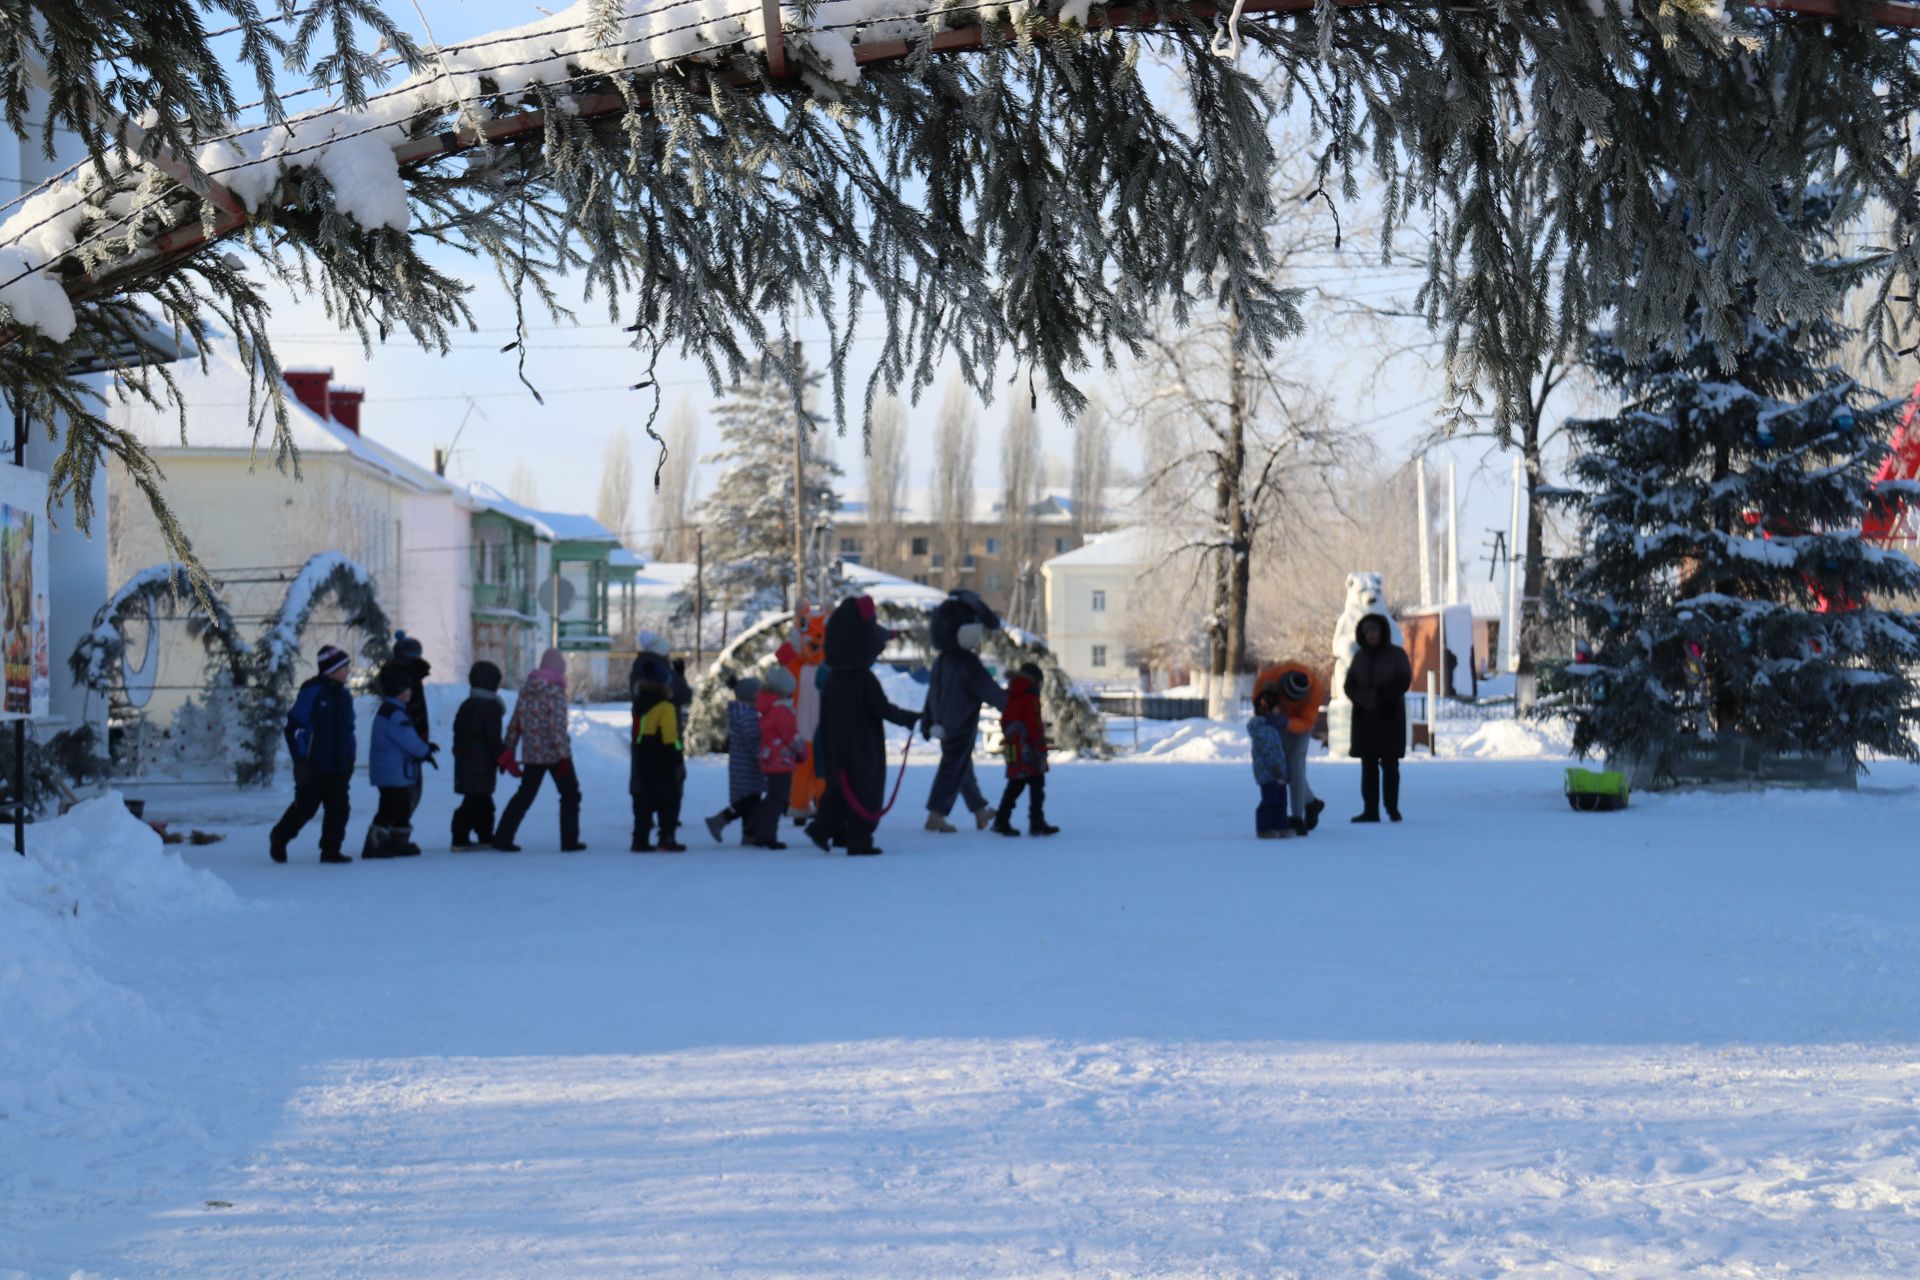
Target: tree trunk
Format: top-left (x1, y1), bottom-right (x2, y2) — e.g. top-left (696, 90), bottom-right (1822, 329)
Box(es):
top-left (1208, 304), bottom-right (1251, 721)
top-left (1517, 438), bottom-right (1547, 676)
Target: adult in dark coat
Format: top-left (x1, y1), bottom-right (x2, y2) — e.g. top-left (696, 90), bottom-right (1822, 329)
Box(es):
top-left (450, 660), bottom-right (506, 848)
top-left (807, 596), bottom-right (920, 856)
top-left (920, 590), bottom-right (1008, 832)
top-left (1343, 612), bottom-right (1412, 823)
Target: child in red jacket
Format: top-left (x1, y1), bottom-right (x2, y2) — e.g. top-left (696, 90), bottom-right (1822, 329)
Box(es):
top-left (991, 663), bottom-right (1059, 837)
top-left (750, 667), bottom-right (805, 849)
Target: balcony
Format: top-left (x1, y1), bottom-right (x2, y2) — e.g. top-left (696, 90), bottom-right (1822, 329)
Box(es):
top-left (473, 581), bottom-right (534, 617)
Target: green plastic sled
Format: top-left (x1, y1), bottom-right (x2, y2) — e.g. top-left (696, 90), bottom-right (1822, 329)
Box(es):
top-left (1564, 767), bottom-right (1630, 812)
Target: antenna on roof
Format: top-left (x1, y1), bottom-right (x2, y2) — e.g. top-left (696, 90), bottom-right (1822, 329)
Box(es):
top-left (436, 397), bottom-right (488, 476)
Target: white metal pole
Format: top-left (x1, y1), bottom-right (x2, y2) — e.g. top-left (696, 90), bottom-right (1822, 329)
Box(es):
top-left (1427, 671), bottom-right (1440, 756)
top-left (1446, 461), bottom-right (1460, 606)
top-left (1415, 455), bottom-right (1433, 609)
top-left (1505, 453), bottom-right (1524, 674)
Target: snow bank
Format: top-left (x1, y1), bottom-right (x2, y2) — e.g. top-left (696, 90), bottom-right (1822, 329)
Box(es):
top-left (0, 796), bottom-right (237, 1137)
top-left (1135, 719), bottom-right (1251, 763)
top-left (1451, 717), bottom-right (1575, 761)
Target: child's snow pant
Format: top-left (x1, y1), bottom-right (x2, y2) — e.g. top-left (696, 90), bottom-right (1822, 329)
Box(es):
top-left (495, 761), bottom-right (582, 847)
top-left (996, 775), bottom-right (1048, 829)
top-left (1255, 781), bottom-right (1289, 834)
top-left (751, 774), bottom-right (792, 844)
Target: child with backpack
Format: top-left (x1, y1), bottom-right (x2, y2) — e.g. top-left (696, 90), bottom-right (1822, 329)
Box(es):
top-left (630, 663), bottom-right (687, 852)
top-left (366, 665), bottom-right (436, 858)
top-left (450, 660), bottom-right (506, 849)
top-left (1248, 686), bottom-right (1291, 839)
top-left (991, 663), bottom-right (1059, 837)
top-left (704, 677), bottom-right (764, 844)
top-left (751, 667), bottom-right (805, 849)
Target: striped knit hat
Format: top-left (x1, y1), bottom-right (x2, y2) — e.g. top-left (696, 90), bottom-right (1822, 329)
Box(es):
top-left (317, 645), bottom-right (350, 677)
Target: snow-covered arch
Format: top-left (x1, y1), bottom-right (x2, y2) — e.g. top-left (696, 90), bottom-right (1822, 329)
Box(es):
top-left (684, 592), bottom-right (1109, 759)
top-left (237, 553), bottom-right (393, 787)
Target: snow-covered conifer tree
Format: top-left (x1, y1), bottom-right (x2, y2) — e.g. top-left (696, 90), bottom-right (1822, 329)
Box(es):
top-left (696, 353), bottom-right (842, 630)
top-left (1552, 184), bottom-right (1920, 772)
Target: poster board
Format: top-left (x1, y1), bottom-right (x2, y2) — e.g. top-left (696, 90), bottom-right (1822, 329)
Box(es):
top-left (0, 463), bottom-right (51, 721)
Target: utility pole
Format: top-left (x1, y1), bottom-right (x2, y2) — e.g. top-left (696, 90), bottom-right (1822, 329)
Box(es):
top-left (791, 339), bottom-right (807, 618)
top-left (693, 527), bottom-right (705, 673)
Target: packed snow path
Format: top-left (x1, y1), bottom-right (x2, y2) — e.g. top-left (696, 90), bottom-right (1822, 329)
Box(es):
top-left (7, 740), bottom-right (1920, 1276)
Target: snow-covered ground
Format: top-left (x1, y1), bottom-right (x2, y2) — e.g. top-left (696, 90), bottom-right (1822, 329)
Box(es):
top-left (6, 715), bottom-right (1920, 1277)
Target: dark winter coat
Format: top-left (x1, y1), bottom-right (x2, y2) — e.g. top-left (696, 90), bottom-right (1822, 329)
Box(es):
top-left (1344, 615), bottom-right (1412, 761)
top-left (629, 650), bottom-right (671, 693)
top-left (369, 696), bottom-right (434, 788)
top-left (630, 682), bottom-right (683, 802)
top-left (1001, 674), bottom-right (1048, 780)
top-left (452, 689), bottom-right (506, 796)
top-left (920, 648), bottom-right (1007, 745)
top-left (814, 597), bottom-right (919, 809)
top-left (727, 698), bottom-right (764, 802)
top-left (285, 674), bottom-right (358, 776)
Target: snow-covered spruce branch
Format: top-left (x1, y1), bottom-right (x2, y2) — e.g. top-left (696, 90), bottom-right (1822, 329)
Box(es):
top-left (4, 0), bottom-right (1920, 587)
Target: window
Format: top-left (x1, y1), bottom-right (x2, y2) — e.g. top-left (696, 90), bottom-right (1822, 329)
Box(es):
top-left (839, 537), bottom-right (861, 554)
top-left (962, 553), bottom-right (976, 570)
top-left (1055, 537), bottom-right (1071, 554)
top-left (1091, 589), bottom-right (1106, 613)
top-left (985, 537), bottom-right (1001, 555)
top-left (911, 536), bottom-right (929, 557)
top-left (1091, 644), bottom-right (1108, 669)
top-left (931, 553), bottom-right (945, 569)
top-left (841, 553), bottom-right (862, 566)
top-left (986, 574), bottom-right (1002, 592)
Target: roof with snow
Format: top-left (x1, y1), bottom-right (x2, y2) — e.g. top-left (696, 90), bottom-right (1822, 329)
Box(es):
top-left (1042, 525), bottom-right (1162, 570)
top-left (106, 339), bottom-right (453, 496)
top-left (463, 482), bottom-right (621, 545)
top-left (841, 561), bottom-right (949, 607)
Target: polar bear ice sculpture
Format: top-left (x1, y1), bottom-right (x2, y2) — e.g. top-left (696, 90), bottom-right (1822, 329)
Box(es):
top-left (1331, 572), bottom-right (1403, 706)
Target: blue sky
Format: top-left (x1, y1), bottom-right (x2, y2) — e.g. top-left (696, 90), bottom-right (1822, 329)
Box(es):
top-left (215, 0), bottom-right (1545, 572)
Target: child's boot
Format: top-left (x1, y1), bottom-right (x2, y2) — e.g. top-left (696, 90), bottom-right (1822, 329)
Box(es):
top-left (1028, 801), bottom-right (1059, 838)
top-left (657, 826), bottom-right (687, 853)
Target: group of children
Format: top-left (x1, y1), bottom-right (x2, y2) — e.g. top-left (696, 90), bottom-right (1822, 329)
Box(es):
top-left (267, 597), bottom-right (1060, 863)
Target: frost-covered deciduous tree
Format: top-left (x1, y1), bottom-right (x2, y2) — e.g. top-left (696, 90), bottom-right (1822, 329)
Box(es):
top-left (696, 353), bottom-right (841, 629)
top-left (932, 381), bottom-right (977, 591)
top-left (1001, 394), bottom-right (1043, 630)
top-left (596, 431), bottom-right (634, 541)
top-left (1068, 394), bottom-right (1111, 546)
top-left (862, 394), bottom-right (908, 576)
top-left (1135, 305), bottom-right (1363, 719)
top-left (1551, 184), bottom-right (1920, 773)
top-left (651, 398), bottom-right (700, 561)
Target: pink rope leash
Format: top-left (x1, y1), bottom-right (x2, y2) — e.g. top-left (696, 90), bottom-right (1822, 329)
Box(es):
top-left (838, 730), bottom-right (917, 823)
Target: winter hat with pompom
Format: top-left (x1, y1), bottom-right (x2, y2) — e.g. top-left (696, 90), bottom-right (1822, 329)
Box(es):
top-left (763, 667), bottom-right (797, 697)
top-left (468, 660), bottom-right (503, 692)
top-left (393, 631), bottom-right (424, 661)
top-left (316, 644), bottom-right (350, 677)
top-left (636, 629), bottom-right (669, 656)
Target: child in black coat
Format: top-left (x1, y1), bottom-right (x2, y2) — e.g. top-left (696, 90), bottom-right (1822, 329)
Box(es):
top-left (451, 660), bottom-right (506, 849)
top-left (631, 667), bottom-right (687, 852)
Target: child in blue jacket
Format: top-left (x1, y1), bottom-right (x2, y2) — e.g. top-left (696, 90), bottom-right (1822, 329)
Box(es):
top-left (366, 665), bottom-right (436, 859)
top-left (1248, 686), bottom-right (1291, 839)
